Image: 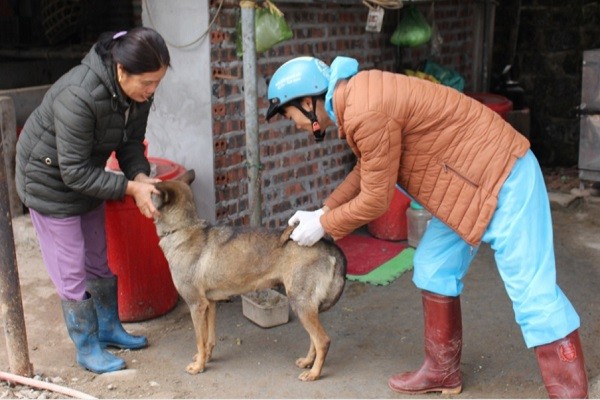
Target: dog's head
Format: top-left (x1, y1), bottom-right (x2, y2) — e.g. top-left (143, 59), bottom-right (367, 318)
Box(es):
top-left (152, 169), bottom-right (200, 230)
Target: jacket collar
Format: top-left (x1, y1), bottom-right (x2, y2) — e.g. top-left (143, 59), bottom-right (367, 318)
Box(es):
top-left (81, 45), bottom-right (130, 110)
top-left (325, 56), bottom-right (358, 124)
top-left (333, 79), bottom-right (348, 139)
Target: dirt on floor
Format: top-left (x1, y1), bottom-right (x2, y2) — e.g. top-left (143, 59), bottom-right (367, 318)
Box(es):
top-left (543, 166), bottom-right (588, 192)
top-left (0, 170), bottom-right (599, 399)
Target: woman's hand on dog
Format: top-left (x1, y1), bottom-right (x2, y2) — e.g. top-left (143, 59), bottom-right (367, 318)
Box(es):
top-left (126, 174), bottom-right (161, 218)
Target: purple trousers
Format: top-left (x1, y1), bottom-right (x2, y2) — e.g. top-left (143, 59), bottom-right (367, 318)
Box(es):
top-left (30, 203), bottom-right (114, 301)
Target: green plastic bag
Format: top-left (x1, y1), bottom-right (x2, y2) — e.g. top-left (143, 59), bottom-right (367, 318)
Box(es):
top-left (390, 4), bottom-right (432, 47)
top-left (236, 1), bottom-right (293, 57)
top-left (421, 60), bottom-right (465, 92)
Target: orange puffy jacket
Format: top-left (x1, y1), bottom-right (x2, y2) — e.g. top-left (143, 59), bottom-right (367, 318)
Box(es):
top-left (321, 70), bottom-right (530, 246)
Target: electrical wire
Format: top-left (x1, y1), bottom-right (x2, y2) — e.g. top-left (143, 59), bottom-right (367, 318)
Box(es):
top-left (143, 0), bottom-right (224, 49)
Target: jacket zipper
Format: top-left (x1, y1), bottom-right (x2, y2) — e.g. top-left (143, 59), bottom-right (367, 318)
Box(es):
top-left (442, 163), bottom-right (479, 188)
top-left (122, 105), bottom-right (131, 143)
top-left (111, 92), bottom-right (130, 145)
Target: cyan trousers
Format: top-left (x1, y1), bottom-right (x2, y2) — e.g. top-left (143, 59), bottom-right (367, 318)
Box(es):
top-left (412, 150), bottom-right (580, 348)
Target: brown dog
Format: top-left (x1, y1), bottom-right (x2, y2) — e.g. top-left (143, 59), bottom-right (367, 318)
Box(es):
top-left (151, 170), bottom-right (346, 381)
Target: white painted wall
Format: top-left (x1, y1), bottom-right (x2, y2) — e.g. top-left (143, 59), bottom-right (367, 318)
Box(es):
top-left (142, 0), bottom-right (215, 221)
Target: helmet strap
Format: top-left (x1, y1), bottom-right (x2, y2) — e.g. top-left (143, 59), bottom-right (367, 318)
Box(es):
top-left (291, 97), bottom-right (325, 142)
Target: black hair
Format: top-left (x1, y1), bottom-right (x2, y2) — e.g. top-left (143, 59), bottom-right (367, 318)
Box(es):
top-left (95, 27), bottom-right (170, 74)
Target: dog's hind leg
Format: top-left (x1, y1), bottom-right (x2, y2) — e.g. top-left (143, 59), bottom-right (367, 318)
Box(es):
top-left (205, 301), bottom-right (217, 362)
top-left (186, 298), bottom-right (210, 374)
top-left (295, 309), bottom-right (331, 382)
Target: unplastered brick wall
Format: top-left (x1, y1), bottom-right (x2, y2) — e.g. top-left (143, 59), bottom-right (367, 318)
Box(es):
top-left (209, 0), bottom-right (477, 228)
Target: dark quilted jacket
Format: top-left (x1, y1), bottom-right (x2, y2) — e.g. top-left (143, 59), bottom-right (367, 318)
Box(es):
top-left (15, 44), bottom-right (151, 217)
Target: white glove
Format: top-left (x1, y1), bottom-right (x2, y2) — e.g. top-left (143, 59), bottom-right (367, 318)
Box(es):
top-left (288, 209), bottom-right (325, 246)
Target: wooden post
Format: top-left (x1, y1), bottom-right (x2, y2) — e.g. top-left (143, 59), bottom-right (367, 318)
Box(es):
top-left (0, 96), bottom-right (23, 217)
top-left (0, 96), bottom-right (32, 377)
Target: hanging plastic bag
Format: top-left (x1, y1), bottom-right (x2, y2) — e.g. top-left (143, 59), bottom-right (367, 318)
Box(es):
top-left (255, 1), bottom-right (293, 52)
top-left (428, 1), bottom-right (443, 57)
top-left (390, 4), bottom-right (432, 47)
top-left (236, 0), bottom-right (293, 57)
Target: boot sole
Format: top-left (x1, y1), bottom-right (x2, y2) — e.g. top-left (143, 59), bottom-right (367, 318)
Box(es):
top-left (388, 381), bottom-right (463, 395)
top-left (77, 357), bottom-right (126, 374)
top-left (100, 341), bottom-right (148, 350)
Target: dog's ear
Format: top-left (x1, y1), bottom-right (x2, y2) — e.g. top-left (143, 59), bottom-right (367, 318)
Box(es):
top-left (176, 169), bottom-right (195, 185)
top-left (161, 188), bottom-right (170, 205)
top-left (153, 182), bottom-right (171, 209)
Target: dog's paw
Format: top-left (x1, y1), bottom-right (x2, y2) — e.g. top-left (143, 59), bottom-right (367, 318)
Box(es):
top-left (298, 370), bottom-right (320, 382)
top-left (295, 357), bottom-right (313, 369)
top-left (186, 362), bottom-right (205, 375)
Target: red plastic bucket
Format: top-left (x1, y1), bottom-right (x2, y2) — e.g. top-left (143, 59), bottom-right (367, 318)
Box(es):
top-left (466, 92), bottom-right (513, 120)
top-left (105, 157), bottom-right (185, 322)
top-left (367, 188), bottom-right (411, 241)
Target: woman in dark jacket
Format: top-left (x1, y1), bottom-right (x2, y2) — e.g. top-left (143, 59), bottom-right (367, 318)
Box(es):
top-left (15, 27), bottom-right (170, 374)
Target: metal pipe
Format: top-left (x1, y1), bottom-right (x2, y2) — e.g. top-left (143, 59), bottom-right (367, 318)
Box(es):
top-left (480, 0), bottom-right (497, 91)
top-left (240, 0), bottom-right (262, 227)
top-left (0, 97), bottom-right (32, 377)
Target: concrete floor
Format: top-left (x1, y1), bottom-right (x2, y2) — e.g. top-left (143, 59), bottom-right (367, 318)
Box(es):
top-left (1, 194), bottom-right (599, 399)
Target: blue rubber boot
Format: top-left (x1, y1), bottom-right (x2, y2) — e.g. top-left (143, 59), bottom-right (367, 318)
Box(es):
top-left (61, 296), bottom-right (126, 373)
top-left (86, 277), bottom-right (148, 350)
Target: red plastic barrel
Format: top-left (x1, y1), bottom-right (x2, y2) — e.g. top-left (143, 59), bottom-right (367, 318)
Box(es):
top-left (367, 188), bottom-right (411, 241)
top-left (466, 92), bottom-right (513, 120)
top-left (105, 157), bottom-right (185, 322)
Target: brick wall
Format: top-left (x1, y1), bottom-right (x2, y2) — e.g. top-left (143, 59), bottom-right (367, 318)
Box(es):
top-left (209, 0), bottom-right (478, 228)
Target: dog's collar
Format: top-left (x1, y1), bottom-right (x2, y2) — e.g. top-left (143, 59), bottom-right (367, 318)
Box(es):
top-left (159, 228), bottom-right (179, 237)
top-left (159, 221), bottom-right (207, 239)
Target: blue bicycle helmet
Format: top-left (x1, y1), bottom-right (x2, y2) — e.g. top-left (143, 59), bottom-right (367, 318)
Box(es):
top-left (266, 56), bottom-right (331, 121)
top-left (266, 57), bottom-right (331, 141)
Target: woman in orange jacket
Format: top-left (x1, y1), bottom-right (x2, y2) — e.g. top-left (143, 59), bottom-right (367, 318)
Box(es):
top-left (265, 56), bottom-right (587, 398)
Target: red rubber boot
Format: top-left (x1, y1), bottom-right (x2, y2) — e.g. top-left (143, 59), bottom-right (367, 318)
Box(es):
top-left (388, 291), bottom-right (462, 395)
top-left (535, 329), bottom-right (588, 399)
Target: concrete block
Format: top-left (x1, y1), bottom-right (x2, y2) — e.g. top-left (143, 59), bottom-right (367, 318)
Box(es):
top-left (548, 191), bottom-right (579, 208)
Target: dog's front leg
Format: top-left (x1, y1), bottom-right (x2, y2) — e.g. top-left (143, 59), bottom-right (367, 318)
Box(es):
top-left (187, 299), bottom-right (210, 374)
top-left (205, 301), bottom-right (217, 362)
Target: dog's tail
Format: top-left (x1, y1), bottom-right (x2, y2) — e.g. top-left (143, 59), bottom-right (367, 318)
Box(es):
top-left (278, 224), bottom-right (295, 246)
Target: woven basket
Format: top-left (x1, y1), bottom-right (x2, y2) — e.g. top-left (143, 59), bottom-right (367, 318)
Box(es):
top-left (41, 0), bottom-right (82, 44)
